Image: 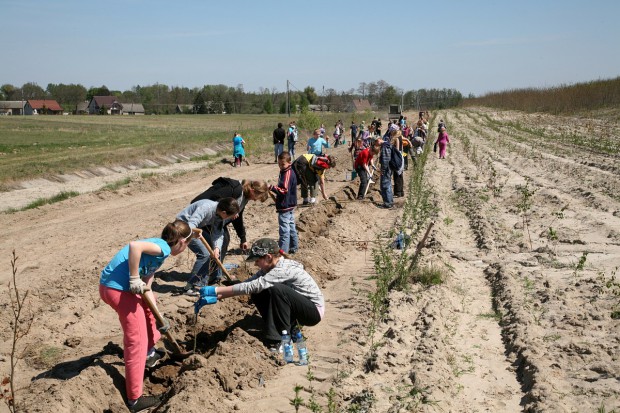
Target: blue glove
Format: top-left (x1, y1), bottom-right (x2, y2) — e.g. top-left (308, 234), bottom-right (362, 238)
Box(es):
top-left (199, 286), bottom-right (217, 298)
top-left (194, 286), bottom-right (218, 314)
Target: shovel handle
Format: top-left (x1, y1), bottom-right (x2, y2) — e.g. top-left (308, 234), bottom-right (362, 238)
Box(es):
top-left (197, 234), bottom-right (233, 281)
top-left (141, 291), bottom-right (185, 355)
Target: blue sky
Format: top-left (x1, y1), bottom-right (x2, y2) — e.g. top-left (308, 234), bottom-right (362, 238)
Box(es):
top-left (2, 0), bottom-right (619, 96)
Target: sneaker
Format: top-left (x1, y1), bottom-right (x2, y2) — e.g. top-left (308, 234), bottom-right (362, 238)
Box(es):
top-left (145, 348), bottom-right (165, 369)
top-left (128, 394), bottom-right (162, 413)
top-left (183, 283), bottom-right (199, 297)
top-left (309, 197), bottom-right (316, 204)
top-left (265, 339), bottom-right (282, 353)
top-left (302, 198), bottom-right (309, 205)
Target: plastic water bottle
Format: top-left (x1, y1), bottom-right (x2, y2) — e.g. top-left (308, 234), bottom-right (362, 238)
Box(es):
top-left (293, 329), bottom-right (308, 365)
top-left (281, 330), bottom-right (294, 363)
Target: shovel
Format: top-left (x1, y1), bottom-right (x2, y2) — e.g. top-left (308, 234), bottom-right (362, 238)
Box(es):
top-left (197, 234), bottom-right (234, 282)
top-left (363, 169), bottom-right (374, 198)
top-left (328, 196), bottom-right (343, 209)
top-left (141, 290), bottom-right (193, 360)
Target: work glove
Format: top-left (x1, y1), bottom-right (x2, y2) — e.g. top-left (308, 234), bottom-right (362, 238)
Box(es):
top-left (158, 316), bottom-right (170, 334)
top-left (129, 276), bottom-right (146, 294)
top-left (194, 286), bottom-right (218, 314)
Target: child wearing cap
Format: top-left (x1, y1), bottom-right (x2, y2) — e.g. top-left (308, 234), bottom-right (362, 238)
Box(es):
top-left (194, 238), bottom-right (324, 350)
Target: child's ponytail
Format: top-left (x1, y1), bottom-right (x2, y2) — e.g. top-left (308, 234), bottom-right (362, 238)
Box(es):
top-left (162, 219), bottom-right (191, 247)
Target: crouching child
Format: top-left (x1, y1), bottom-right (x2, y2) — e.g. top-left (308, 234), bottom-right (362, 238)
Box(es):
top-left (194, 238), bottom-right (324, 351)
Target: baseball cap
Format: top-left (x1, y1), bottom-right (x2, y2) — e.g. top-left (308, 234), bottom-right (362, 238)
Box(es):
top-left (246, 238), bottom-right (280, 261)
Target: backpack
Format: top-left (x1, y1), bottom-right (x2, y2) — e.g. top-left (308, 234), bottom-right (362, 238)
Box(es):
top-left (292, 154), bottom-right (331, 187)
top-left (389, 148), bottom-right (404, 175)
top-left (289, 128), bottom-right (298, 142)
top-left (191, 177), bottom-right (243, 204)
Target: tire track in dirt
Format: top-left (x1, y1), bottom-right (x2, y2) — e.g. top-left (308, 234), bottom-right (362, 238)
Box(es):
top-left (423, 144), bottom-right (524, 411)
top-left (443, 108), bottom-right (620, 411)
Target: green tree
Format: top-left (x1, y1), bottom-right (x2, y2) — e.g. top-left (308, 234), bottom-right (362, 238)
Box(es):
top-left (1, 84), bottom-right (17, 100)
top-left (382, 85), bottom-right (399, 106)
top-left (87, 85), bottom-right (111, 101)
top-left (263, 98), bottom-right (274, 114)
top-left (194, 93), bottom-right (207, 114)
top-left (47, 83), bottom-right (87, 111)
top-left (304, 86), bottom-right (318, 104)
top-left (21, 82), bottom-right (46, 99)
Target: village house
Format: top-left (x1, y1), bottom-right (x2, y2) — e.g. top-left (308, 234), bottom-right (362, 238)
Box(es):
top-left (120, 103), bottom-right (145, 115)
top-left (87, 96), bottom-right (145, 115)
top-left (0, 101), bottom-right (25, 115)
top-left (26, 100), bottom-right (63, 115)
top-left (345, 99), bottom-right (372, 113)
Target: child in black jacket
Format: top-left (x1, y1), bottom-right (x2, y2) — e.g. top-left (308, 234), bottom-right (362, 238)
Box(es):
top-left (270, 151), bottom-right (299, 253)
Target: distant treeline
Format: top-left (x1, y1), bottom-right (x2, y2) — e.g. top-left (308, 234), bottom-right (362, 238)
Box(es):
top-left (464, 76), bottom-right (620, 114)
top-left (0, 81), bottom-right (462, 115)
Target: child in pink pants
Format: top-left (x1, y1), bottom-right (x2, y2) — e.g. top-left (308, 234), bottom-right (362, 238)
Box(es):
top-left (99, 220), bottom-right (194, 411)
top-left (435, 127), bottom-right (450, 159)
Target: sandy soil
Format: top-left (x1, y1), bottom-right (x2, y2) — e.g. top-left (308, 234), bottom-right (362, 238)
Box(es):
top-left (1, 108), bottom-right (619, 412)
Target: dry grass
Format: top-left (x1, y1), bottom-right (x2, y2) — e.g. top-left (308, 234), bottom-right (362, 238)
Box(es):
top-left (0, 113), bottom-right (344, 188)
top-left (465, 76), bottom-right (620, 117)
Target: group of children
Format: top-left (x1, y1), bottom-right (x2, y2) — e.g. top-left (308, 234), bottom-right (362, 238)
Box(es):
top-left (345, 113), bottom-right (450, 208)
top-left (98, 151), bottom-right (329, 411)
top-left (101, 115), bottom-right (448, 411)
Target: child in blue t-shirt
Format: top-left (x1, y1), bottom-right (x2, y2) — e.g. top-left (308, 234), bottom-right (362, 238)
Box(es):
top-left (99, 219), bottom-right (196, 412)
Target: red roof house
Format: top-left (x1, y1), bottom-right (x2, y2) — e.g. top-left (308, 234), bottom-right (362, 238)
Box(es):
top-left (26, 100), bottom-right (63, 115)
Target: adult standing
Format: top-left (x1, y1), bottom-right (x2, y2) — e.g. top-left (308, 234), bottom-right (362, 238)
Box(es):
top-left (350, 121), bottom-right (358, 141)
top-left (391, 130), bottom-right (405, 198)
top-left (375, 118), bottom-right (383, 136)
top-left (378, 137), bottom-right (394, 209)
top-left (232, 132), bottom-right (245, 167)
top-left (287, 121), bottom-right (298, 158)
top-left (273, 122), bottom-right (286, 163)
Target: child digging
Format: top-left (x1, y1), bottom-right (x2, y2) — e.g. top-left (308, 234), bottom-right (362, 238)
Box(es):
top-left (99, 219), bottom-right (196, 412)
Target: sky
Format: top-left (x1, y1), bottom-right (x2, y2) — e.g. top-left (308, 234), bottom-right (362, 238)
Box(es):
top-left (2, 0), bottom-right (619, 97)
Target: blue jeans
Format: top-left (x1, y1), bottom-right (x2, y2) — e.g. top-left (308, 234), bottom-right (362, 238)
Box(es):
top-left (187, 229), bottom-right (227, 284)
top-left (274, 143), bottom-right (284, 161)
top-left (380, 168), bottom-right (393, 207)
top-left (288, 140), bottom-right (296, 158)
top-left (278, 210), bottom-right (299, 253)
